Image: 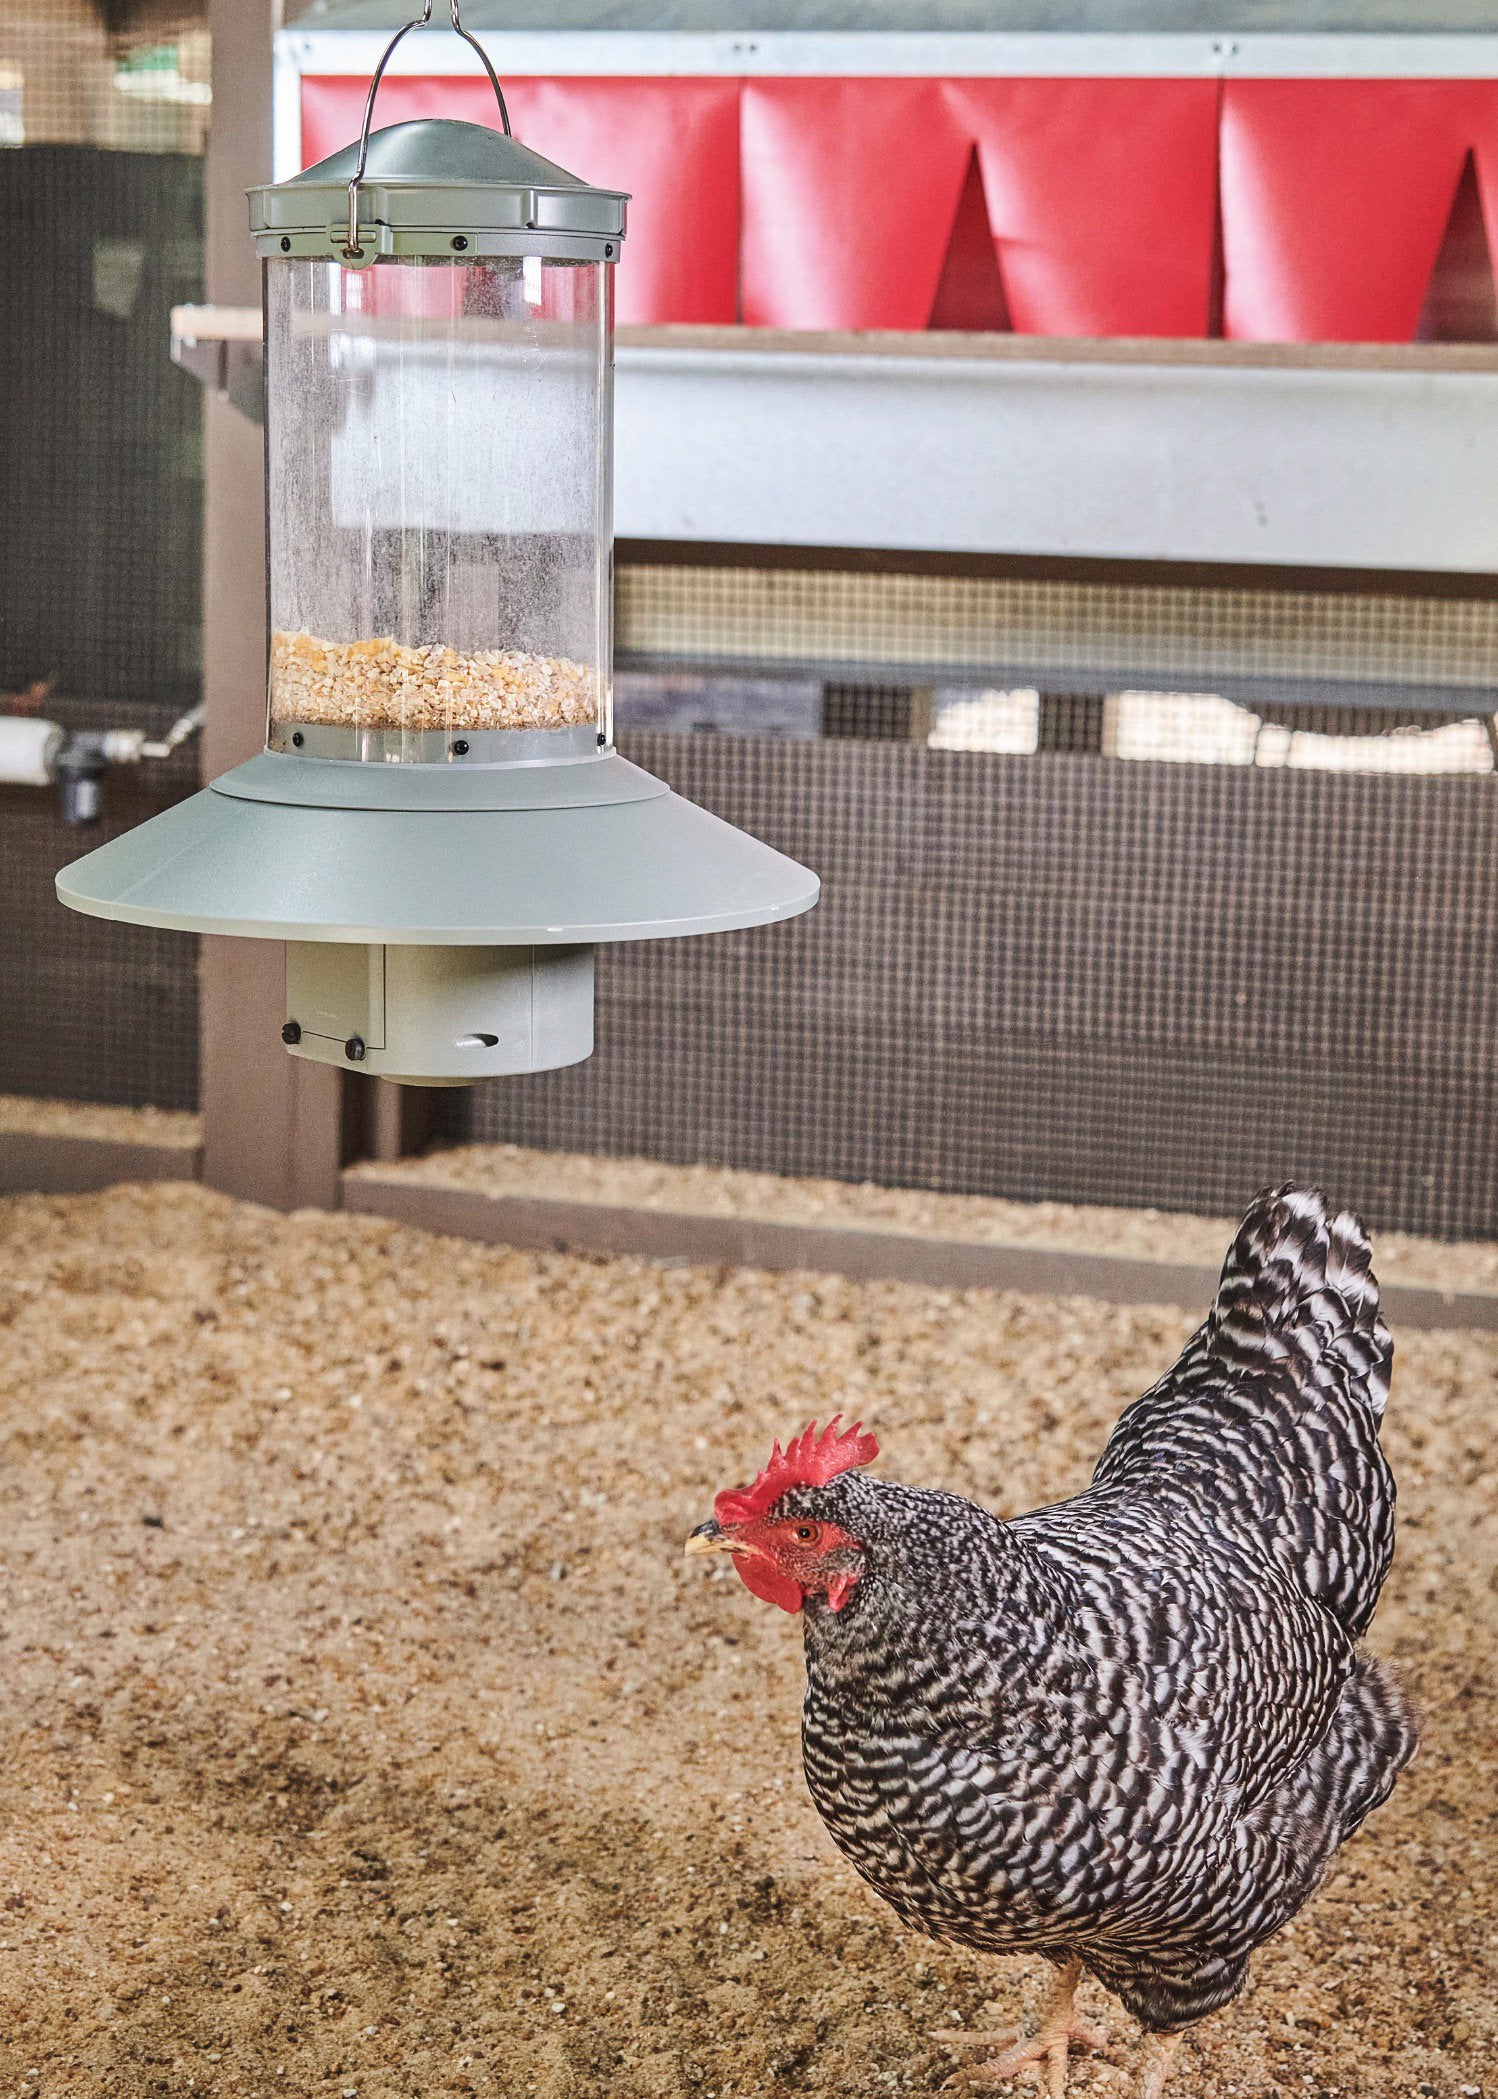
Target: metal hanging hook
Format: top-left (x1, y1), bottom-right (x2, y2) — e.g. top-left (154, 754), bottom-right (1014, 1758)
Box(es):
top-left (344, 0), bottom-right (512, 260)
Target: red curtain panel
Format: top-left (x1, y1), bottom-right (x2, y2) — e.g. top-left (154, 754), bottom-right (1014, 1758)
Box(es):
top-left (739, 78), bottom-right (971, 330)
top-left (944, 78), bottom-right (1219, 337)
top-left (1221, 79), bottom-right (1482, 341)
top-left (299, 74), bottom-right (741, 326)
top-left (302, 70), bottom-right (1498, 342)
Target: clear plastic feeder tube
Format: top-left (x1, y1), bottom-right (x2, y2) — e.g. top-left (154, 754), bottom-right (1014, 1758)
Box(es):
top-left (264, 251), bottom-right (612, 760)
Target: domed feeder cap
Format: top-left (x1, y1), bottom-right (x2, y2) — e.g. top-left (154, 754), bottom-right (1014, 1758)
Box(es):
top-left (250, 118), bottom-right (628, 263)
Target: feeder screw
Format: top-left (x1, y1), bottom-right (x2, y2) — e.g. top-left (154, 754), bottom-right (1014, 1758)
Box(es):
top-left (291, 731), bottom-right (304, 747)
top-left (344, 1035), bottom-right (366, 1062)
top-left (282, 1020), bottom-right (302, 1045)
top-left (451, 739), bottom-right (469, 757)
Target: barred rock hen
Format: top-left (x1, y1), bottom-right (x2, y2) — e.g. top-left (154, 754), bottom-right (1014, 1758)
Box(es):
top-left (687, 1187), bottom-right (1417, 2098)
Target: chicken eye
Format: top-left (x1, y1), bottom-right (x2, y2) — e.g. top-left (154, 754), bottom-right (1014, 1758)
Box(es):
top-left (792, 1522), bottom-right (820, 1545)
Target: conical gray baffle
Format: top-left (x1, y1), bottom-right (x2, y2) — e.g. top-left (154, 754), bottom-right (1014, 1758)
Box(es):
top-left (56, 747), bottom-right (818, 944)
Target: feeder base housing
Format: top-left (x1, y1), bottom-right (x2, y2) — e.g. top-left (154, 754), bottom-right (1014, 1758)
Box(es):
top-left (285, 941), bottom-right (594, 1086)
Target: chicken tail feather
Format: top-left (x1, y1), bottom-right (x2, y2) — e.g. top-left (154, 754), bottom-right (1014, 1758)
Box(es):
top-left (1210, 1185), bottom-right (1392, 1425)
top-left (1092, 1186), bottom-right (1397, 1640)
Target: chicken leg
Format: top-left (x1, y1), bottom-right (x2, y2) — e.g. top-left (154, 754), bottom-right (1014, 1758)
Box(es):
top-left (935, 1957), bottom-right (1110, 2096)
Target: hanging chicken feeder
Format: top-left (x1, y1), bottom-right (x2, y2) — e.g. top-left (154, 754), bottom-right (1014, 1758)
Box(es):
top-left (56, 4), bottom-right (817, 1085)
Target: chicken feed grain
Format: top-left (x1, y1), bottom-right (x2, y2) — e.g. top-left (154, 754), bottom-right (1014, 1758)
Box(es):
top-left (270, 631), bottom-right (598, 733)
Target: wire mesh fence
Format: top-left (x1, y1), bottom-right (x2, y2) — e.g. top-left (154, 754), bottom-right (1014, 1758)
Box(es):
top-left (0, 760), bottom-right (200, 1112)
top-left (615, 558), bottom-right (1498, 730)
top-left (451, 556), bottom-right (1498, 1239)
top-left (0, 97), bottom-right (204, 1110)
top-left (0, 7), bottom-right (209, 157)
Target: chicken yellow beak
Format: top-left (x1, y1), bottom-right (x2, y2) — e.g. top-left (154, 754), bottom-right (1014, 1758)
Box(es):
top-left (687, 1515), bottom-right (805, 1613)
top-left (685, 1518), bottom-right (759, 1558)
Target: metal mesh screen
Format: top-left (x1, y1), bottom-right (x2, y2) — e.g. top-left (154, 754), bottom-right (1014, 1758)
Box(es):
top-left (452, 558), bottom-right (1498, 1240)
top-left (0, 15), bottom-right (210, 157)
top-left (0, 139), bottom-right (204, 1109)
top-left (0, 765), bottom-right (199, 1111)
top-left (616, 560), bottom-right (1498, 722)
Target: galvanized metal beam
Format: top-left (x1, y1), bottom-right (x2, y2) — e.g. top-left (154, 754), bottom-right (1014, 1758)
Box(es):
top-left (614, 335), bottom-right (1498, 573)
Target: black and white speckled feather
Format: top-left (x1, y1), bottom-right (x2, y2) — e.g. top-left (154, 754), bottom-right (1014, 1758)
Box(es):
top-left (782, 1187), bottom-right (1417, 2034)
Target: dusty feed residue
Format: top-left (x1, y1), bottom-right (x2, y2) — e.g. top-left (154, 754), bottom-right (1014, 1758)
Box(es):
top-left (0, 1182), bottom-right (1491, 2099)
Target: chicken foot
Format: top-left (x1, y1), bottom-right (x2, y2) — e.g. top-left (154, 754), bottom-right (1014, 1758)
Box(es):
top-left (1135, 2032), bottom-right (1182, 2099)
top-left (935, 1957), bottom-right (1111, 2096)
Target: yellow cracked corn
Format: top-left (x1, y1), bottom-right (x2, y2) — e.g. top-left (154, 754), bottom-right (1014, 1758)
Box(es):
top-left (270, 630), bottom-right (598, 733)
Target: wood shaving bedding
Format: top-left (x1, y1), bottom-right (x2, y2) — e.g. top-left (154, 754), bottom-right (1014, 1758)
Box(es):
top-left (0, 1180), bottom-right (1489, 2098)
top-left (367, 1140), bottom-right (1498, 1298)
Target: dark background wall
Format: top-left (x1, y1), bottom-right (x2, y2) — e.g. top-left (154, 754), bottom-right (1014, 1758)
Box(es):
top-left (0, 144), bottom-right (203, 1109)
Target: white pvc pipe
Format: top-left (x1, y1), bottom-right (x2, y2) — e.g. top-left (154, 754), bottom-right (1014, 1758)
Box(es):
top-left (0, 717), bottom-right (62, 789)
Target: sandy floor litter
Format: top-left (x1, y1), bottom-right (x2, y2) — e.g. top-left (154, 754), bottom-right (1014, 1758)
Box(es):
top-left (0, 1181), bottom-right (1491, 2099)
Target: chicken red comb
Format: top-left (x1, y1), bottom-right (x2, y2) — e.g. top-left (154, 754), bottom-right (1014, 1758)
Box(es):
top-left (714, 1416), bottom-right (880, 1526)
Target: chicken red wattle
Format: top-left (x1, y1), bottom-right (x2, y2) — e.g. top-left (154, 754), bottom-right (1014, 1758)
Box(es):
top-left (688, 1187), bottom-right (1418, 2099)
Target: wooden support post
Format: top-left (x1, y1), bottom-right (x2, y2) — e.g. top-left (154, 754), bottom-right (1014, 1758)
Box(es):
top-left (199, 0), bottom-right (345, 1210)
top-left (335, 1075), bottom-right (441, 1169)
top-left (367, 1080), bottom-right (441, 1165)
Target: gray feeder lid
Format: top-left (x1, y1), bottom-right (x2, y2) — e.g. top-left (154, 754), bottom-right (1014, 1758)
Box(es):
top-left (250, 118), bottom-right (628, 262)
top-left (55, 748), bottom-right (819, 945)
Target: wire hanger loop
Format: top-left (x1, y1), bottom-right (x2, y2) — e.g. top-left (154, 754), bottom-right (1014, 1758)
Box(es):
top-left (344, 0), bottom-right (512, 259)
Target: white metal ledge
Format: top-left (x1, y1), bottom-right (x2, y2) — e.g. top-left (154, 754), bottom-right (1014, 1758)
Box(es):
top-left (613, 331), bottom-right (1498, 574)
top-left (172, 308), bottom-right (1498, 575)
